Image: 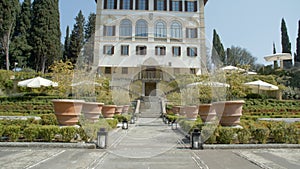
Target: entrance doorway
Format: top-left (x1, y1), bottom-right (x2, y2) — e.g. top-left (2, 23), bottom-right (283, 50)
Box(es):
top-left (145, 82), bottom-right (156, 96)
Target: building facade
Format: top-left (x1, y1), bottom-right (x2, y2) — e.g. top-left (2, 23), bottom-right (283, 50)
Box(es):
top-left (94, 0), bottom-right (208, 96)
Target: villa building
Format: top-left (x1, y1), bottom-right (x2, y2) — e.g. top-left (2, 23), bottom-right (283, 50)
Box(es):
top-left (94, 0), bottom-right (208, 97)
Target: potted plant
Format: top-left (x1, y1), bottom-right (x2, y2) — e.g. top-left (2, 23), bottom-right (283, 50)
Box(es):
top-left (181, 88), bottom-right (199, 120)
top-left (52, 99), bottom-right (85, 126)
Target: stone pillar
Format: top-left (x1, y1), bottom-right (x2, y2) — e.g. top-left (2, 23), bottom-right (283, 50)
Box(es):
top-left (199, 0), bottom-right (207, 74)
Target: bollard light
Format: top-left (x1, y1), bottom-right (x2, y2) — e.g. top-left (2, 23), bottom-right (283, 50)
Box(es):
top-left (122, 119), bottom-right (128, 130)
top-left (171, 121), bottom-right (178, 130)
top-left (165, 118), bottom-right (169, 124)
top-left (162, 115), bottom-right (166, 122)
top-left (191, 129), bottom-right (202, 149)
top-left (130, 116), bottom-right (135, 124)
top-left (97, 128), bottom-right (108, 149)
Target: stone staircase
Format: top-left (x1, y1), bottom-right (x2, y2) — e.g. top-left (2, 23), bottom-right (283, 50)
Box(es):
top-left (139, 96), bottom-right (162, 118)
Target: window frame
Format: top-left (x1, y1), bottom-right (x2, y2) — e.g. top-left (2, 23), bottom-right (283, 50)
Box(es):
top-left (172, 46), bottom-right (181, 56)
top-left (155, 21), bottom-right (167, 38)
top-left (171, 21), bottom-right (182, 38)
top-left (105, 67), bottom-right (112, 74)
top-left (103, 45), bottom-right (114, 55)
top-left (136, 0), bottom-right (149, 10)
top-left (136, 46), bottom-right (147, 55)
top-left (121, 45), bottom-right (129, 56)
top-left (155, 46), bottom-right (166, 56)
top-left (186, 28), bottom-right (197, 38)
top-left (135, 19), bottom-right (148, 37)
top-left (103, 26), bottom-right (116, 36)
top-left (120, 19), bottom-right (132, 37)
top-left (187, 47), bottom-right (197, 57)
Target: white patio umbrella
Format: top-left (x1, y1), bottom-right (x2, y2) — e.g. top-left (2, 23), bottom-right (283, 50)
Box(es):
top-left (187, 81), bottom-right (230, 88)
top-left (18, 76), bottom-right (58, 88)
top-left (264, 53), bottom-right (292, 69)
top-left (221, 65), bottom-right (245, 71)
top-left (244, 80), bottom-right (278, 93)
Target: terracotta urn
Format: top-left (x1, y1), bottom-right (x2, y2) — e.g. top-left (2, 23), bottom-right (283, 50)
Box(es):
top-left (122, 105), bottom-right (130, 114)
top-left (212, 100), bottom-right (245, 126)
top-left (52, 99), bottom-right (85, 126)
top-left (82, 102), bottom-right (104, 122)
top-left (101, 105), bottom-right (117, 118)
top-left (184, 105), bottom-right (199, 120)
top-left (171, 106), bottom-right (181, 115)
top-left (198, 104), bottom-right (216, 123)
top-left (115, 105), bottom-right (123, 115)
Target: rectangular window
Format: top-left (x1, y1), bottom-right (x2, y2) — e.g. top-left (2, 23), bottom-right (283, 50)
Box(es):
top-left (172, 46), bottom-right (181, 56)
top-left (174, 68), bottom-right (180, 74)
top-left (136, 46), bottom-right (147, 55)
top-left (190, 68), bottom-right (196, 74)
top-left (105, 67), bottom-right (112, 74)
top-left (154, 0), bottom-right (166, 11)
top-left (155, 46), bottom-right (166, 56)
top-left (185, 0), bottom-right (197, 12)
top-left (120, 0), bottom-right (133, 9)
top-left (103, 45), bottom-right (114, 55)
top-left (136, 0), bottom-right (148, 10)
top-left (187, 47), bottom-right (197, 57)
top-left (103, 26), bottom-right (116, 36)
top-left (104, 0), bottom-right (117, 9)
top-left (121, 45), bottom-right (129, 56)
top-left (186, 28), bottom-right (197, 38)
top-left (170, 0), bottom-right (182, 11)
top-left (122, 67), bottom-right (128, 74)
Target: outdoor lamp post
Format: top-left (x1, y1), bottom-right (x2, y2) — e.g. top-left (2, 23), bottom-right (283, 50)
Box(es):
top-left (97, 128), bottom-right (108, 149)
top-left (122, 119), bottom-right (128, 130)
top-left (130, 116), bottom-right (135, 124)
top-left (191, 129), bottom-right (202, 149)
top-left (171, 121), bottom-right (178, 130)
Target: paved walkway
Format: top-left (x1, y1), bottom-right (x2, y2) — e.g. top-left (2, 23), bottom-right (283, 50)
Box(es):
top-left (0, 118), bottom-right (299, 169)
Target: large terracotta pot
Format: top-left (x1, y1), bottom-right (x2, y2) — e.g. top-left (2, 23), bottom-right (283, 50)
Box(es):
top-left (171, 106), bottom-right (181, 115)
top-left (184, 106), bottom-right (199, 120)
top-left (212, 100), bottom-right (245, 126)
top-left (52, 99), bottom-right (85, 126)
top-left (82, 102), bottom-right (104, 122)
top-left (122, 105), bottom-right (130, 114)
top-left (115, 105), bottom-right (123, 115)
top-left (198, 104), bottom-right (216, 123)
top-left (102, 105), bottom-right (117, 118)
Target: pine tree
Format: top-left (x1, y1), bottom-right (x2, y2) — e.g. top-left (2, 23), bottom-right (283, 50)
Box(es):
top-left (273, 42), bottom-right (278, 69)
top-left (0, 0), bottom-right (20, 70)
top-left (295, 20), bottom-right (300, 67)
top-left (10, 0), bottom-right (32, 69)
top-left (212, 29), bottom-right (226, 66)
top-left (281, 18), bottom-right (292, 69)
top-left (30, 0), bottom-right (61, 73)
top-left (69, 10), bottom-right (85, 65)
top-left (63, 26), bottom-right (70, 61)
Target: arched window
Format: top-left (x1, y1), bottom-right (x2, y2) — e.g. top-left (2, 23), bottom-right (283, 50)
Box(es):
top-left (171, 21), bottom-right (182, 38)
top-left (120, 19), bottom-right (132, 36)
top-left (135, 19), bottom-right (148, 37)
top-left (155, 21), bottom-right (166, 38)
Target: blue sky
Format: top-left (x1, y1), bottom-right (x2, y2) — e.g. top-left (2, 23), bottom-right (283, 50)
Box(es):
top-left (59, 0), bottom-right (300, 65)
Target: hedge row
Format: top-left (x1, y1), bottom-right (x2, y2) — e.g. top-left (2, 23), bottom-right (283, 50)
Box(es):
top-left (178, 119), bottom-right (300, 144)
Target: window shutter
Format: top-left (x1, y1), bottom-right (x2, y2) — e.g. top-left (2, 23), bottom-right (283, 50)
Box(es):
top-left (120, 0), bottom-right (123, 9)
top-left (104, 0), bottom-right (107, 9)
top-left (103, 26), bottom-right (106, 36)
top-left (154, 0), bottom-right (157, 10)
top-left (130, 0), bottom-right (133, 9)
top-left (194, 1), bottom-right (197, 12)
top-left (146, 0), bottom-right (149, 10)
top-left (184, 1), bottom-right (187, 11)
top-left (112, 46), bottom-right (114, 54)
top-left (164, 0), bottom-right (167, 10)
top-left (113, 26), bottom-right (116, 36)
top-left (170, 0), bottom-right (172, 11)
top-left (187, 47), bottom-right (190, 56)
top-left (114, 0), bottom-right (117, 9)
top-left (136, 0), bottom-right (139, 9)
top-left (179, 1), bottom-right (182, 11)
top-left (195, 48), bottom-right (197, 56)
top-left (179, 47), bottom-right (181, 55)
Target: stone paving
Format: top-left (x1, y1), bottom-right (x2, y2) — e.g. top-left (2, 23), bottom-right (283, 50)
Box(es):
top-left (0, 118), bottom-right (299, 169)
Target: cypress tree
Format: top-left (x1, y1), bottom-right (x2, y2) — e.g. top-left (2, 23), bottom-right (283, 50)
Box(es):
top-left (273, 42), bottom-right (278, 69)
top-left (84, 13), bottom-right (96, 68)
top-left (30, 0), bottom-right (61, 73)
top-left (63, 26), bottom-right (70, 61)
top-left (212, 29), bottom-right (226, 66)
top-left (0, 0), bottom-right (20, 70)
top-left (10, 0), bottom-right (32, 69)
top-left (69, 10), bottom-right (85, 65)
top-left (295, 20), bottom-right (300, 67)
top-left (281, 18), bottom-right (292, 69)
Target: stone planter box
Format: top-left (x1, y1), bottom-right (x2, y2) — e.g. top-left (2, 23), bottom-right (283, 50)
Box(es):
top-left (184, 106), bottom-right (199, 120)
top-left (82, 102), bottom-right (104, 122)
top-left (171, 106), bottom-right (181, 115)
top-left (102, 105), bottom-right (117, 118)
top-left (212, 100), bottom-right (245, 126)
top-left (52, 99), bottom-right (85, 126)
top-left (198, 104), bottom-right (216, 123)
